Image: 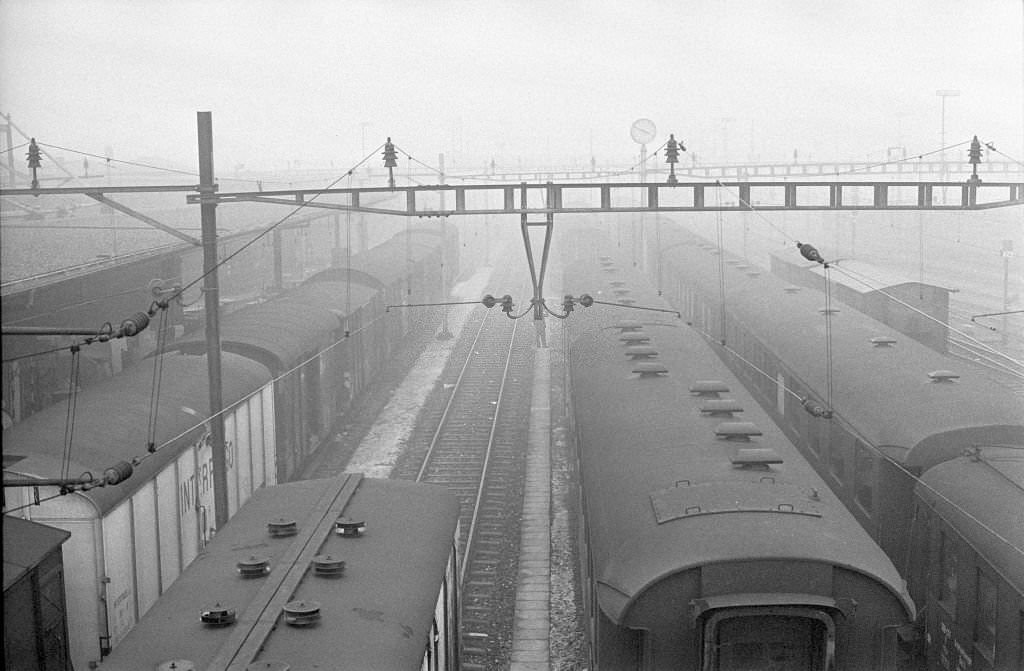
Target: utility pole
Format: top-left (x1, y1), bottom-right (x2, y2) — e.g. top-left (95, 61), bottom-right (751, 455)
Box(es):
top-left (197, 111), bottom-right (229, 530)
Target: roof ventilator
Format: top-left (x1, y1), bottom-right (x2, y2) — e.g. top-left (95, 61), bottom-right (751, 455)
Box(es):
top-left (819, 306), bottom-right (840, 315)
top-left (200, 604), bottom-right (237, 627)
top-left (714, 422), bottom-right (763, 440)
top-left (237, 555), bottom-right (271, 578)
top-left (745, 270), bottom-right (761, 278)
top-left (871, 336), bottom-right (897, 347)
top-left (634, 362), bottom-right (669, 378)
top-left (699, 399), bottom-right (744, 416)
top-left (784, 286), bottom-right (801, 294)
top-left (620, 297), bottom-right (637, 305)
top-left (736, 264), bottom-right (750, 271)
top-left (157, 661), bottom-right (197, 671)
top-left (609, 280), bottom-right (627, 287)
top-left (624, 345), bottom-right (658, 360)
top-left (729, 448), bottom-right (784, 469)
top-left (267, 518), bottom-right (298, 537)
top-left (244, 663), bottom-right (291, 671)
top-left (612, 287), bottom-right (631, 296)
top-left (690, 380), bottom-right (730, 396)
top-left (335, 516), bottom-right (366, 536)
top-left (602, 266), bottom-right (620, 273)
top-left (620, 332), bottom-right (651, 344)
top-left (928, 370), bottom-right (960, 383)
top-left (283, 600), bottom-right (322, 626)
top-left (615, 319), bottom-right (643, 332)
top-left (312, 554), bottom-right (346, 578)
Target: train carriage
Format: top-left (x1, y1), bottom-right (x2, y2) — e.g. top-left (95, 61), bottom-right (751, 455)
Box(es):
top-left (911, 448), bottom-right (1024, 671)
top-left (2, 226), bottom-right (460, 669)
top-left (95, 474), bottom-right (461, 671)
top-left (563, 251), bottom-right (915, 670)
top-left (650, 225), bottom-right (1024, 579)
top-left (3, 352), bottom-right (274, 670)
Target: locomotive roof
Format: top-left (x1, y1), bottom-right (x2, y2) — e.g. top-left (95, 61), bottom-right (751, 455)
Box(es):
top-left (96, 474), bottom-right (460, 671)
top-left (566, 258), bottom-right (913, 624)
top-left (2, 352), bottom-right (271, 514)
top-left (916, 448), bottom-right (1024, 592)
top-left (657, 228), bottom-right (1024, 470)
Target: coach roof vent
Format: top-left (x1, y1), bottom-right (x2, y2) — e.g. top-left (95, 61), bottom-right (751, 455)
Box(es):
top-left (699, 399), bottom-right (744, 416)
top-left (312, 554), bottom-right (346, 578)
top-left (634, 362), bottom-right (669, 378)
top-left (616, 319), bottom-right (644, 332)
top-left (335, 516), bottom-right (366, 536)
top-left (745, 270), bottom-right (761, 278)
top-left (609, 280), bottom-right (627, 287)
top-left (928, 370), bottom-right (960, 383)
top-left (819, 306), bottom-right (840, 315)
top-left (784, 286), bottom-right (801, 294)
top-left (730, 447), bottom-right (783, 469)
top-left (602, 266), bottom-right (620, 273)
top-left (612, 287), bottom-right (632, 296)
top-left (267, 518), bottom-right (298, 537)
top-left (871, 336), bottom-right (897, 347)
top-left (736, 264), bottom-right (750, 271)
top-left (237, 555), bottom-right (271, 578)
top-left (690, 380), bottom-right (730, 396)
top-left (245, 663), bottom-right (291, 671)
top-left (620, 331), bottom-right (651, 344)
top-left (200, 603), bottom-right (237, 626)
top-left (715, 421), bottom-right (763, 440)
top-left (283, 600), bottom-right (321, 626)
top-left (620, 297), bottom-right (637, 305)
top-left (600, 256), bottom-right (613, 264)
top-left (625, 345), bottom-right (658, 360)
top-left (158, 661), bottom-right (197, 671)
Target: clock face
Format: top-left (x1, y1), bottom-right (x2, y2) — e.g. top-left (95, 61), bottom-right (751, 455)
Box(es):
top-left (630, 118), bottom-right (657, 145)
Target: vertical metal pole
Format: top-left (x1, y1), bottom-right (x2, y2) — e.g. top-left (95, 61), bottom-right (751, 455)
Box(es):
top-left (197, 111), bottom-right (229, 530)
top-left (438, 154), bottom-right (451, 338)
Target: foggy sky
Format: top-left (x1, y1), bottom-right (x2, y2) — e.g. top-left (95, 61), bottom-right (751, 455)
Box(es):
top-left (1, 0), bottom-right (1022, 174)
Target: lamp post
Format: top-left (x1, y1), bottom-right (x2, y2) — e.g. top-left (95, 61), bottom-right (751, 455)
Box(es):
top-left (935, 89), bottom-right (960, 204)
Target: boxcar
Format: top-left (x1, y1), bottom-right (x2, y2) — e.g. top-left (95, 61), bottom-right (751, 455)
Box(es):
top-left (564, 252), bottom-right (915, 670)
top-left (3, 352), bottom-right (274, 671)
top-left (95, 474), bottom-right (461, 671)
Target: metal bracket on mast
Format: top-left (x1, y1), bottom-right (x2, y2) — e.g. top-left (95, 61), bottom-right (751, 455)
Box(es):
top-left (520, 181), bottom-right (555, 318)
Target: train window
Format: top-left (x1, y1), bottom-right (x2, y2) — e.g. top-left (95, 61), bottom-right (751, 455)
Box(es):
top-left (829, 430), bottom-right (847, 485)
top-left (853, 442), bottom-right (874, 514)
top-left (973, 570), bottom-right (997, 662)
top-left (939, 531), bottom-right (958, 617)
top-left (710, 613), bottom-right (829, 671)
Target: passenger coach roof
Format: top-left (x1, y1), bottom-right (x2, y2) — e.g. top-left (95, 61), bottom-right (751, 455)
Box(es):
top-left (916, 449), bottom-right (1024, 592)
top-left (2, 352), bottom-right (271, 514)
top-left (566, 258), bottom-right (913, 624)
top-left (658, 228), bottom-right (1024, 468)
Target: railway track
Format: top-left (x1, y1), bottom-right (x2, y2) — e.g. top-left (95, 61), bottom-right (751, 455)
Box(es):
top-left (391, 294), bottom-right (537, 671)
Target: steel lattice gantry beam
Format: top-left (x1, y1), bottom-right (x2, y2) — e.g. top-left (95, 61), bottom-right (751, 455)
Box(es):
top-left (183, 179), bottom-right (1024, 216)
